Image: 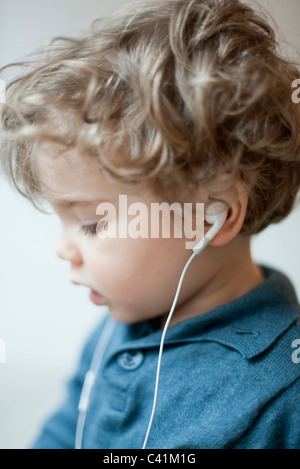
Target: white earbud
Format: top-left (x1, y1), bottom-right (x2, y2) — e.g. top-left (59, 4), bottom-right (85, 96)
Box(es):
top-left (192, 201), bottom-right (229, 255)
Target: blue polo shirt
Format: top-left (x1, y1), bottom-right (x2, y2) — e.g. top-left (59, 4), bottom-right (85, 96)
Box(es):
top-left (32, 265), bottom-right (300, 449)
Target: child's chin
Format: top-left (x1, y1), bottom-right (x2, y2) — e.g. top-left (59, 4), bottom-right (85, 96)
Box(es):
top-left (107, 308), bottom-right (141, 324)
top-left (107, 307), bottom-right (163, 328)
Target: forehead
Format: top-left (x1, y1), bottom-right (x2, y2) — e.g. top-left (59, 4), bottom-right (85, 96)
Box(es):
top-left (34, 144), bottom-right (110, 203)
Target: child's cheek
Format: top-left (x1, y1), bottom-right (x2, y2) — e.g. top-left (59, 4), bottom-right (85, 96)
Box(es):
top-left (88, 240), bottom-right (154, 297)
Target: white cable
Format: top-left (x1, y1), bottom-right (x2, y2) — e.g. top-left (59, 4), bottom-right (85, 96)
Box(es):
top-left (142, 205), bottom-right (228, 448)
top-left (142, 251), bottom-right (197, 449)
top-left (75, 317), bottom-right (116, 449)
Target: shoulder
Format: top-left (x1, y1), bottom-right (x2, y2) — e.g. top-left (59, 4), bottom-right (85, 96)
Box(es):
top-left (232, 374), bottom-right (300, 449)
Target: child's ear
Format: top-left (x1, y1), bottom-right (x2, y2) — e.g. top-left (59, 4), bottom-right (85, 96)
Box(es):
top-left (206, 181), bottom-right (248, 247)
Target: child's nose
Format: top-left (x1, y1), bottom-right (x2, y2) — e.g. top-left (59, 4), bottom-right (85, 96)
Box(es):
top-left (55, 232), bottom-right (83, 266)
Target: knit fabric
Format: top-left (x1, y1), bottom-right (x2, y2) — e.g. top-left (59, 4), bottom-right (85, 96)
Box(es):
top-left (32, 265), bottom-right (300, 449)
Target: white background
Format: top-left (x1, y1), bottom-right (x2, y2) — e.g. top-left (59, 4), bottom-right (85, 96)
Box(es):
top-left (0, 0), bottom-right (299, 449)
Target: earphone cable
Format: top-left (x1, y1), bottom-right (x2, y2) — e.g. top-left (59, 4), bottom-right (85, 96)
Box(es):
top-left (142, 251), bottom-right (197, 449)
top-left (75, 317), bottom-right (116, 449)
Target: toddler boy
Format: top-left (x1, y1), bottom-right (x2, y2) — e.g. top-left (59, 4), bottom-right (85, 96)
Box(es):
top-left (1, 0), bottom-right (300, 449)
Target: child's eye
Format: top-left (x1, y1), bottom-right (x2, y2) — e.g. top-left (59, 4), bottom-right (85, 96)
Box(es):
top-left (78, 220), bottom-right (107, 237)
top-left (79, 223), bottom-right (98, 237)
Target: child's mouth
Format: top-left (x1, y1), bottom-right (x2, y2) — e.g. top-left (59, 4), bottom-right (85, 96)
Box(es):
top-left (89, 289), bottom-right (105, 305)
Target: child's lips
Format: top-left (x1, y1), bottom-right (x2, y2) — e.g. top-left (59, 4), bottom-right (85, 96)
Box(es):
top-left (89, 289), bottom-right (105, 305)
top-left (70, 279), bottom-right (105, 305)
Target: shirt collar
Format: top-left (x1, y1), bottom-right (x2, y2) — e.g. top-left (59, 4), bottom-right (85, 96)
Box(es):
top-left (117, 265), bottom-right (300, 360)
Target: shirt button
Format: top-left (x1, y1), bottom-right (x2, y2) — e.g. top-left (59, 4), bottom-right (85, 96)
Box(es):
top-left (117, 350), bottom-right (144, 371)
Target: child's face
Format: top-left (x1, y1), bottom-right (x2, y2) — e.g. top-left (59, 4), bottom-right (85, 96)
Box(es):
top-left (36, 146), bottom-right (207, 324)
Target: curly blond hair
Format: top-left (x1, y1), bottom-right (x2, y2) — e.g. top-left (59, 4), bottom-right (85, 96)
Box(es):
top-left (1, 0), bottom-right (300, 234)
